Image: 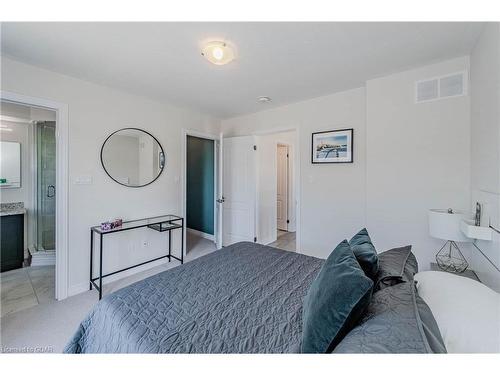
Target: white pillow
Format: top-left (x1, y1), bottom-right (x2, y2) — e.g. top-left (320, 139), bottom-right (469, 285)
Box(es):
top-left (414, 271), bottom-right (500, 353)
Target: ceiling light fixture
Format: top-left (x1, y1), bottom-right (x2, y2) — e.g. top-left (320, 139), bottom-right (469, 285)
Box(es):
top-left (201, 41), bottom-right (235, 65)
top-left (257, 96), bottom-right (272, 103)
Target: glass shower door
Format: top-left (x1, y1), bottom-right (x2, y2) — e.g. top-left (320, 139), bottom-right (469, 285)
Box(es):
top-left (36, 121), bottom-right (56, 251)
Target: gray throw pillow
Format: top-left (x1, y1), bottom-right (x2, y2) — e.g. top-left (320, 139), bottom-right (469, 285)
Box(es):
top-left (301, 240), bottom-right (374, 353)
top-left (375, 245), bottom-right (417, 291)
top-left (333, 281), bottom-right (446, 353)
top-left (349, 228), bottom-right (379, 280)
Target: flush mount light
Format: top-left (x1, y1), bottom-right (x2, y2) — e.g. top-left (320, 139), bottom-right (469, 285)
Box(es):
top-left (257, 96), bottom-right (272, 103)
top-left (201, 41), bottom-right (235, 65)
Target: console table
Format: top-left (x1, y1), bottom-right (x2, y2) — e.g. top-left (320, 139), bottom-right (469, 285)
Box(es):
top-left (90, 214), bottom-right (184, 299)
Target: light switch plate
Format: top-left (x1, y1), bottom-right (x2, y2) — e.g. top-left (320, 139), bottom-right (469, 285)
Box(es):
top-left (74, 175), bottom-right (93, 185)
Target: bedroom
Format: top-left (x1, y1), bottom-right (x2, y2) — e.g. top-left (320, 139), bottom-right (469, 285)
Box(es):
top-left (0, 0), bottom-right (499, 372)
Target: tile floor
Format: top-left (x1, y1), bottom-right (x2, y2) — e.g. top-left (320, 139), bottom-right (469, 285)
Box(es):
top-left (1, 266), bottom-right (55, 317)
top-left (268, 230), bottom-right (296, 252)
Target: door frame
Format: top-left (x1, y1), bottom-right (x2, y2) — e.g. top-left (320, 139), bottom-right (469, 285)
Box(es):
top-left (181, 129), bottom-right (219, 254)
top-left (1, 90), bottom-right (69, 300)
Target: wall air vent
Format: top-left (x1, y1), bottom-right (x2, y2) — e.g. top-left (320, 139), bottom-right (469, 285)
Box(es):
top-left (416, 78), bottom-right (438, 102)
top-left (415, 71), bottom-right (467, 104)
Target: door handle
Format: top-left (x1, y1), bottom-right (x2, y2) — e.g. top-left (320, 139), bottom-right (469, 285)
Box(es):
top-left (216, 196), bottom-right (225, 204)
top-left (47, 185), bottom-right (55, 198)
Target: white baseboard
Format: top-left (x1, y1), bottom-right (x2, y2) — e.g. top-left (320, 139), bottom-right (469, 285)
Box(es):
top-left (261, 236), bottom-right (276, 246)
top-left (187, 228), bottom-right (215, 242)
top-left (30, 250), bottom-right (56, 266)
top-left (68, 257), bottom-right (170, 297)
top-left (68, 282), bottom-right (89, 297)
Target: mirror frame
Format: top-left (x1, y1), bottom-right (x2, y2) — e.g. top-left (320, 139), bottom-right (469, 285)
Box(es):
top-left (100, 127), bottom-right (165, 188)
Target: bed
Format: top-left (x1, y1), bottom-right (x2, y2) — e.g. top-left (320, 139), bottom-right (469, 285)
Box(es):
top-left (65, 242), bottom-right (323, 353)
top-left (64, 242), bottom-right (443, 353)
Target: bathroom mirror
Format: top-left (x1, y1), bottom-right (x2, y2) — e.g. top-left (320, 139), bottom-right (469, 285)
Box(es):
top-left (0, 141), bottom-right (21, 188)
top-left (100, 128), bottom-right (165, 187)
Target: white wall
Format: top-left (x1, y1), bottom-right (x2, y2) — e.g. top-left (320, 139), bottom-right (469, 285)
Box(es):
top-left (470, 23), bottom-right (500, 292)
top-left (223, 57), bottom-right (472, 268)
top-left (255, 130), bottom-right (296, 245)
top-left (366, 56), bottom-right (471, 270)
top-left (222, 87), bottom-right (367, 259)
top-left (1, 57), bottom-right (219, 295)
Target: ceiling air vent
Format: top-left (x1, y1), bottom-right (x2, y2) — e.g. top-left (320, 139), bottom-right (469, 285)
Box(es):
top-left (415, 71), bottom-right (467, 104)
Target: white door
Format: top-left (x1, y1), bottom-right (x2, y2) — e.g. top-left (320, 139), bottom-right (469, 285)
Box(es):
top-left (222, 136), bottom-right (257, 246)
top-left (277, 144), bottom-right (288, 231)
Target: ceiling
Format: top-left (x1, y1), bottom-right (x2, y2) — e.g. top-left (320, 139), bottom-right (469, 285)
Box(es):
top-left (1, 22), bottom-right (484, 118)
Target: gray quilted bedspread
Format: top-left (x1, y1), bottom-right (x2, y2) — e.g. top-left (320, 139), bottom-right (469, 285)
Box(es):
top-left (64, 242), bottom-right (324, 353)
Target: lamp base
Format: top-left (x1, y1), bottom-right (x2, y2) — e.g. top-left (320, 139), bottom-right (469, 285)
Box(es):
top-left (435, 240), bottom-right (469, 273)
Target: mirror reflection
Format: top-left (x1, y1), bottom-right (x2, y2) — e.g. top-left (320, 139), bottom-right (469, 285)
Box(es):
top-left (101, 128), bottom-right (165, 187)
top-left (0, 141), bottom-right (21, 188)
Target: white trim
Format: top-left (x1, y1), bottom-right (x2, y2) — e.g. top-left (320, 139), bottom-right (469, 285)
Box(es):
top-left (260, 236), bottom-right (276, 246)
top-left (1, 90), bottom-right (69, 301)
top-left (68, 282), bottom-right (90, 297)
top-left (67, 258), bottom-right (170, 297)
top-left (187, 228), bottom-right (215, 242)
top-left (181, 128), bottom-right (219, 255)
top-left (30, 251), bottom-right (56, 266)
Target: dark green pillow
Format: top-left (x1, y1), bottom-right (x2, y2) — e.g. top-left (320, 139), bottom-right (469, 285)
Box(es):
top-left (349, 228), bottom-right (379, 280)
top-left (301, 240), bottom-right (374, 353)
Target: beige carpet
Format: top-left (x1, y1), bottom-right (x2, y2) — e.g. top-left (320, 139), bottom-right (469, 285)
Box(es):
top-left (0, 233), bottom-right (216, 353)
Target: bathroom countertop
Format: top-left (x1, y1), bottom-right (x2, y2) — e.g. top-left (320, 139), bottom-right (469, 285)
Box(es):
top-left (0, 202), bottom-right (26, 217)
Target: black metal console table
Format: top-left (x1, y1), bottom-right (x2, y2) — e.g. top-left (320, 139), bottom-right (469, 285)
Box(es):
top-left (90, 214), bottom-right (184, 299)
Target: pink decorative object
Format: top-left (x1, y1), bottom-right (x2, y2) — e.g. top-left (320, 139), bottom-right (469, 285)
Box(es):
top-left (100, 222), bottom-right (113, 231)
top-left (100, 218), bottom-right (123, 231)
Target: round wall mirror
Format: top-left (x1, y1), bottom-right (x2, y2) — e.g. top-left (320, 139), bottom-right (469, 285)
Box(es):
top-left (100, 128), bottom-right (165, 187)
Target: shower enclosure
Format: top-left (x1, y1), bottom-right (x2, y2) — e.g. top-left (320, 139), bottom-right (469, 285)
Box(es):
top-left (35, 121), bottom-right (56, 252)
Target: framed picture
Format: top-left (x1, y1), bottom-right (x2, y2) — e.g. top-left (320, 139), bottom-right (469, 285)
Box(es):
top-left (311, 128), bottom-right (353, 164)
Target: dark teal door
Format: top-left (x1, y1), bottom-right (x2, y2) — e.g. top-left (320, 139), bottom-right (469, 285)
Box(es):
top-left (186, 136), bottom-right (215, 235)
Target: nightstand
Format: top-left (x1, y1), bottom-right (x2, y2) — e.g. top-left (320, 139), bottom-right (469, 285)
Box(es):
top-left (430, 262), bottom-right (481, 282)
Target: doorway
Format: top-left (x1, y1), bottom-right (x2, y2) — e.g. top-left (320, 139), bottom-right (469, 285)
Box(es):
top-left (0, 90), bottom-right (69, 304)
top-left (215, 130), bottom-right (298, 252)
top-left (183, 131), bottom-right (218, 257)
top-left (0, 102), bottom-right (58, 316)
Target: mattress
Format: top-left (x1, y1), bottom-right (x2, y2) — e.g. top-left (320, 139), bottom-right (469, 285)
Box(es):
top-left (64, 242), bottom-right (324, 353)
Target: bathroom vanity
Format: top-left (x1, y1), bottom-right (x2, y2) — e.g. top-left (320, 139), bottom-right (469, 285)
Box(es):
top-left (0, 202), bottom-right (26, 272)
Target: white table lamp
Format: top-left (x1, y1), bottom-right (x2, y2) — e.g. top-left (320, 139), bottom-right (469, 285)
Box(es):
top-left (429, 208), bottom-right (472, 273)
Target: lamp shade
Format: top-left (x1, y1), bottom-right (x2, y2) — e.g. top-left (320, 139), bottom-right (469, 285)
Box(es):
top-left (428, 209), bottom-right (472, 243)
